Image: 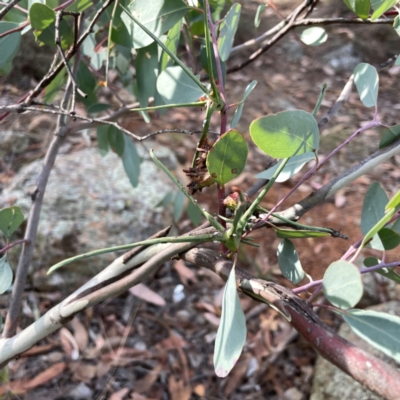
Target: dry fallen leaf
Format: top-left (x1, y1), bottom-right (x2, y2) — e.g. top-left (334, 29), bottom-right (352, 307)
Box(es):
top-left (130, 283), bottom-right (166, 306)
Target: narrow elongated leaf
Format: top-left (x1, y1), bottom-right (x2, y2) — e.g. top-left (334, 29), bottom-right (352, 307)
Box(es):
top-left (299, 27), bottom-right (327, 46)
top-left (161, 20), bottom-right (182, 71)
top-left (250, 110), bottom-right (319, 158)
top-left (322, 261), bottom-right (363, 309)
top-left (122, 135), bottom-right (140, 188)
top-left (96, 125), bottom-right (109, 157)
top-left (206, 129), bottom-right (248, 186)
top-left (108, 126), bottom-right (125, 157)
top-left (277, 239), bottom-right (304, 284)
top-left (187, 201), bottom-right (203, 226)
top-left (343, 309), bottom-right (400, 363)
top-left (231, 80), bottom-right (257, 128)
top-left (157, 65), bottom-right (204, 105)
top-left (0, 256), bottom-right (13, 295)
top-left (354, 63), bottom-right (379, 108)
top-left (343, 0), bottom-right (370, 19)
top-left (371, 0), bottom-right (396, 20)
top-left (0, 22), bottom-right (21, 67)
top-left (255, 152), bottom-right (315, 182)
top-left (379, 124), bottom-right (400, 148)
top-left (214, 265), bottom-right (246, 378)
top-left (173, 190), bottom-right (185, 222)
top-left (121, 0), bottom-right (189, 49)
top-left (254, 4), bottom-right (266, 27)
top-left (275, 228), bottom-right (330, 239)
top-left (0, 206), bottom-right (24, 239)
top-left (218, 3), bottom-right (241, 62)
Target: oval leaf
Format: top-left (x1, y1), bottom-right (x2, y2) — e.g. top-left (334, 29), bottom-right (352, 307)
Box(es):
top-left (377, 228), bottom-right (400, 250)
top-left (299, 27), bottom-right (327, 46)
top-left (0, 256), bottom-right (13, 295)
top-left (250, 110), bottom-right (319, 158)
top-left (277, 239), bottom-right (305, 284)
top-left (157, 65), bottom-right (204, 105)
top-left (214, 265), bottom-right (246, 378)
top-left (0, 206), bottom-right (24, 239)
top-left (322, 261), bottom-right (363, 309)
top-left (206, 130), bottom-right (248, 186)
top-left (218, 3), bottom-right (241, 62)
top-left (343, 309), bottom-right (400, 363)
top-left (255, 152), bottom-right (315, 182)
top-left (354, 63), bottom-right (379, 108)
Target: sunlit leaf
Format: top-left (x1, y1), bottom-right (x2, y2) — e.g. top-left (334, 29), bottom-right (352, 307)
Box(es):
top-left (343, 0), bottom-right (370, 19)
top-left (231, 80), bottom-right (257, 128)
top-left (386, 189), bottom-right (400, 211)
top-left (250, 110), bottom-right (319, 158)
top-left (0, 256), bottom-right (13, 295)
top-left (370, 0), bottom-right (396, 21)
top-left (277, 239), bottom-right (305, 284)
top-left (254, 4), bottom-right (266, 28)
top-left (218, 3), bottom-right (241, 62)
top-left (214, 264), bottom-right (246, 378)
top-left (299, 27), bottom-right (328, 46)
top-left (275, 228), bottom-right (330, 239)
top-left (343, 309), bottom-right (400, 363)
top-left (0, 206), bottom-right (24, 239)
top-left (323, 261), bottom-right (363, 309)
top-left (354, 63), bottom-right (379, 108)
top-left (255, 152), bottom-right (315, 182)
top-left (206, 129), bottom-right (248, 186)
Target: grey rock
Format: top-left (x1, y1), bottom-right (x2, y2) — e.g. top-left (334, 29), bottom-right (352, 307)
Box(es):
top-left (1, 143), bottom-right (178, 287)
top-left (311, 301), bottom-right (400, 400)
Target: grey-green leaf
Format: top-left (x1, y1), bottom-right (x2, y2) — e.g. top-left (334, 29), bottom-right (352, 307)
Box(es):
top-left (343, 309), bottom-right (400, 363)
top-left (379, 124), bottom-right (400, 148)
top-left (277, 239), bottom-right (305, 284)
top-left (255, 152), bottom-right (315, 182)
top-left (299, 27), bottom-right (328, 46)
top-left (370, 0), bottom-right (396, 21)
top-left (161, 19), bottom-right (182, 71)
top-left (361, 182), bottom-right (388, 235)
top-left (231, 80), bottom-right (257, 128)
top-left (108, 126), bottom-right (125, 157)
top-left (354, 63), bottom-right (379, 108)
top-left (218, 3), bottom-right (241, 62)
top-left (157, 65), bottom-right (204, 105)
top-left (122, 135), bottom-right (140, 188)
top-left (0, 22), bottom-right (21, 68)
top-left (214, 265), bottom-right (246, 378)
top-left (250, 110), bottom-right (319, 158)
top-left (0, 256), bottom-right (13, 295)
top-left (254, 4), bottom-right (266, 28)
top-left (96, 125), bottom-right (109, 157)
top-left (0, 206), bottom-right (24, 239)
top-left (173, 190), bottom-right (185, 222)
top-left (323, 261), bottom-right (363, 309)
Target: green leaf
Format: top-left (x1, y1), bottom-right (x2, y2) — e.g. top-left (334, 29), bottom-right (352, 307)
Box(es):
top-left (206, 129), bottom-right (248, 186)
top-left (0, 256), bottom-right (13, 295)
top-left (250, 110), bottom-right (319, 158)
top-left (386, 189), bottom-right (400, 211)
top-left (30, 3), bottom-right (73, 48)
top-left (377, 228), bottom-right (400, 250)
top-left (231, 80), bottom-right (257, 128)
top-left (161, 19), bottom-right (182, 71)
top-left (277, 239), bottom-right (305, 284)
top-left (97, 125), bottom-right (109, 157)
top-left (122, 135), bottom-right (140, 188)
top-left (363, 256), bottom-right (380, 267)
top-left (218, 3), bottom-right (241, 62)
top-left (214, 264), bottom-right (246, 378)
top-left (0, 206), bottom-right (24, 239)
top-left (343, 0), bottom-right (370, 19)
top-left (108, 126), bottom-right (125, 157)
top-left (121, 0), bottom-right (189, 49)
top-left (88, 103), bottom-right (111, 114)
top-left (157, 191), bottom-right (174, 207)
top-left (371, 0), bottom-right (396, 20)
top-left (187, 201), bottom-right (203, 226)
top-left (322, 261), bottom-right (363, 309)
top-left (376, 268), bottom-right (400, 284)
top-left (393, 15), bottom-right (400, 36)
top-left (392, 218), bottom-right (400, 234)
top-left (354, 63), bottom-right (379, 108)
top-left (173, 190), bottom-right (186, 222)
top-left (75, 60), bottom-right (96, 97)
top-left (361, 182), bottom-right (388, 235)
top-left (157, 65), bottom-right (204, 105)
top-left (43, 69), bottom-right (66, 103)
top-left (136, 42), bottom-right (159, 113)
top-left (82, 33), bottom-right (107, 70)
top-left (200, 41), bottom-right (226, 83)
top-left (379, 124), bottom-right (400, 148)
top-left (343, 309), bottom-right (400, 363)
top-left (255, 152), bottom-right (315, 182)
top-left (0, 22), bottom-right (21, 67)
top-left (111, 21), bottom-right (133, 48)
top-left (66, 0), bottom-right (93, 12)
top-left (275, 228), bottom-right (330, 239)
top-left (299, 27), bottom-right (328, 46)
top-left (254, 4), bottom-right (266, 28)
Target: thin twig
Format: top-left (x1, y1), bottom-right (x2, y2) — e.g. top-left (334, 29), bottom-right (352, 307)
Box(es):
top-left (0, 0), bottom-right (22, 20)
top-left (0, 239), bottom-right (30, 254)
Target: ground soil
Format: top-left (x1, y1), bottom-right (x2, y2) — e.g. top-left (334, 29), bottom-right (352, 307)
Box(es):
top-left (1, 1), bottom-right (400, 399)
